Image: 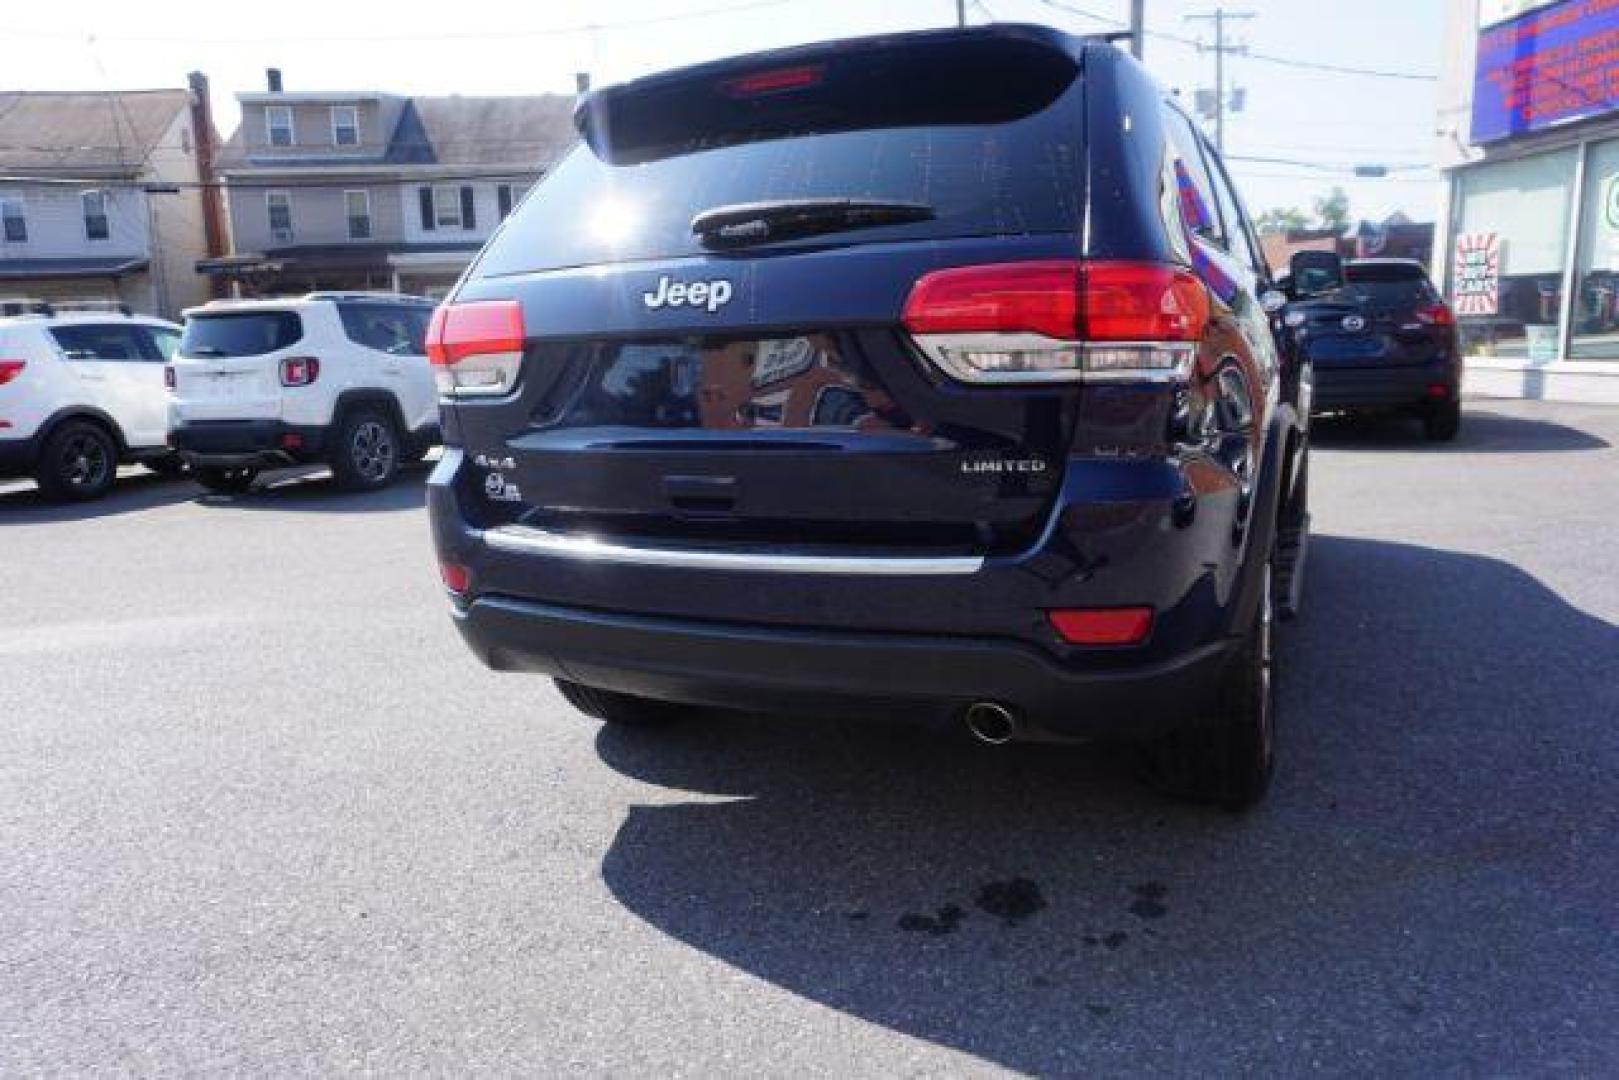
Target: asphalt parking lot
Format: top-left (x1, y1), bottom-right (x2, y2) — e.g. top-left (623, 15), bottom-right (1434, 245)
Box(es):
top-left (3, 399), bottom-right (1617, 1075)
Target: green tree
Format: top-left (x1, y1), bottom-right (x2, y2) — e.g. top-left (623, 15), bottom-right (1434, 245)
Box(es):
top-left (1254, 207), bottom-right (1310, 235)
top-left (1314, 187), bottom-right (1351, 233)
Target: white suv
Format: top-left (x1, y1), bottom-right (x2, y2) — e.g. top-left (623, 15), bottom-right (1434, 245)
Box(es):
top-left (169, 293), bottom-right (440, 493)
top-left (0, 300), bottom-right (184, 501)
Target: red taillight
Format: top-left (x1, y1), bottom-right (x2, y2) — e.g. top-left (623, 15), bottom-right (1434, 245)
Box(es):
top-left (279, 356), bottom-right (320, 387)
top-left (427, 300), bottom-right (524, 397)
top-left (902, 261), bottom-right (1080, 340)
top-left (163, 365), bottom-right (175, 391)
top-left (439, 561), bottom-right (471, 595)
top-left (720, 64), bottom-right (824, 98)
top-left (902, 261), bottom-right (1208, 384)
top-left (1082, 262), bottom-right (1211, 342)
top-left (901, 261), bottom-right (1210, 343)
top-left (1417, 302), bottom-right (1454, 327)
top-left (0, 360), bottom-right (25, 386)
top-left (1048, 607), bottom-right (1155, 646)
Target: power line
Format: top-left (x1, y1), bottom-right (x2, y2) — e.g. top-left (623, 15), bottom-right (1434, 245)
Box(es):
top-left (4, 0), bottom-right (798, 45)
top-left (1029, 0), bottom-right (1437, 81)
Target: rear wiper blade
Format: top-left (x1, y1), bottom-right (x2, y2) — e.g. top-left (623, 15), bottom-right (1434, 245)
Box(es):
top-left (692, 198), bottom-right (935, 248)
top-left (185, 346), bottom-right (226, 356)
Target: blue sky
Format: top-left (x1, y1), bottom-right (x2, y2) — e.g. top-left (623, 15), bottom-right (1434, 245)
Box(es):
top-left (7, 0), bottom-right (1446, 224)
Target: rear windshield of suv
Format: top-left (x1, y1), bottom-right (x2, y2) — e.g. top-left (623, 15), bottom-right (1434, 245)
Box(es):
top-left (180, 311), bottom-right (303, 357)
top-left (1334, 263), bottom-right (1437, 309)
top-left (474, 35), bottom-right (1083, 277)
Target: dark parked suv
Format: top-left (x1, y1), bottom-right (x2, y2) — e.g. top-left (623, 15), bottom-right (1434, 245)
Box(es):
top-left (427, 25), bottom-right (1311, 809)
top-left (1285, 256), bottom-right (1462, 441)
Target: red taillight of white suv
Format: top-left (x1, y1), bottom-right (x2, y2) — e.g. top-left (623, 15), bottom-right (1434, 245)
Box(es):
top-left (426, 300), bottom-right (524, 397)
top-left (902, 260), bottom-right (1210, 384)
top-left (278, 356), bottom-right (320, 387)
top-left (0, 360), bottom-right (25, 386)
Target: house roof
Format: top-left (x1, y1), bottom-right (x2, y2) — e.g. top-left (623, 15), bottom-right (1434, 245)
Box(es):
top-left (390, 95), bottom-right (576, 167)
top-left (0, 90), bottom-right (190, 175)
top-left (217, 93), bottom-right (576, 173)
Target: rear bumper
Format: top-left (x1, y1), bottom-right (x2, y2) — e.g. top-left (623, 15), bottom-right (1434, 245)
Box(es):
top-left (429, 440), bottom-right (1277, 741)
top-left (454, 594), bottom-right (1240, 741)
top-left (169, 419), bottom-right (328, 469)
top-left (1311, 356), bottom-right (1458, 411)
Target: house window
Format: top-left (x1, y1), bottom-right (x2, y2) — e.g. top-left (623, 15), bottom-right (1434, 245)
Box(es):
top-left (0, 197), bottom-right (25, 243)
top-left (266, 106), bottom-right (294, 147)
top-left (497, 183), bottom-right (515, 220)
top-left (267, 190), bottom-right (293, 241)
top-left (433, 185), bottom-right (462, 229)
top-left (345, 189), bottom-right (371, 240)
top-left (82, 190), bottom-right (110, 241)
top-left (332, 106), bottom-right (359, 147)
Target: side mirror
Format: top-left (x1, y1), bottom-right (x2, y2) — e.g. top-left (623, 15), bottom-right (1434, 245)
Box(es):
top-left (1261, 289), bottom-right (1288, 315)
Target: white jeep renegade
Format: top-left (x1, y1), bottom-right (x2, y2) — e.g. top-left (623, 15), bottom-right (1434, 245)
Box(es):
top-left (168, 293), bottom-right (440, 493)
top-left (0, 300), bottom-right (184, 501)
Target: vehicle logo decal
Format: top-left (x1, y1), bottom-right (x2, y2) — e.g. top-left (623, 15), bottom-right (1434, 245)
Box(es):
top-left (484, 471), bottom-right (522, 503)
top-left (643, 275), bottom-right (734, 313)
top-left (1342, 314), bottom-right (1367, 332)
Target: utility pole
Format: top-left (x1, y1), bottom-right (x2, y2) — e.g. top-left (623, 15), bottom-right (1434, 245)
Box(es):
top-left (1185, 8), bottom-right (1254, 153)
top-left (1129, 0), bottom-right (1145, 59)
top-left (958, 0), bottom-right (967, 27)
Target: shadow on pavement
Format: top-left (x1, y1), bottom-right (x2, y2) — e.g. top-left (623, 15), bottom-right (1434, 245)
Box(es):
top-left (193, 465), bottom-right (429, 514)
top-left (0, 470), bottom-right (196, 523)
top-left (1312, 405), bottom-right (1610, 454)
top-left (592, 536), bottom-right (1619, 1073)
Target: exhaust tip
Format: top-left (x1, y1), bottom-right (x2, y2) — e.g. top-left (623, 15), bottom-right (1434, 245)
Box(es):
top-left (964, 702), bottom-right (1018, 746)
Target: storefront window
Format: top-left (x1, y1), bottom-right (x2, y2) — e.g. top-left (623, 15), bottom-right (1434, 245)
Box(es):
top-left (1452, 149), bottom-right (1577, 360)
top-left (1570, 139), bottom-right (1619, 359)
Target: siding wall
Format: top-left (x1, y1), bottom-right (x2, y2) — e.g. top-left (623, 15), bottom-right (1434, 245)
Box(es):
top-left (226, 181), bottom-right (405, 251)
top-left (0, 182), bottom-right (149, 260)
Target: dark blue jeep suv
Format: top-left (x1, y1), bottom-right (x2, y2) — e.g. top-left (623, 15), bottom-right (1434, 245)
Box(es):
top-left (426, 25), bottom-right (1311, 809)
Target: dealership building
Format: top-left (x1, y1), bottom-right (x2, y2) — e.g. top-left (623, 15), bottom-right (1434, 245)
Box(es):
top-left (1436, 0), bottom-right (1619, 401)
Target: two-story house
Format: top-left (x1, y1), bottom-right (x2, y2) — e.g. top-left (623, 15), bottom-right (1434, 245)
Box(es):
top-left (0, 76), bottom-right (224, 317)
top-left (206, 71), bottom-right (576, 299)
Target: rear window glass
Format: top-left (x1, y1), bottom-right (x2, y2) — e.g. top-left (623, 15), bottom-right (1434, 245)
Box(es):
top-left (474, 36), bottom-right (1083, 276)
top-left (1334, 264), bottom-right (1436, 308)
top-left (337, 302), bottom-right (430, 355)
top-left (181, 312), bottom-right (303, 357)
top-left (50, 324), bottom-right (154, 361)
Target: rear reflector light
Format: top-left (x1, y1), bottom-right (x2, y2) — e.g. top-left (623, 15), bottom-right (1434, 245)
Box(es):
top-left (279, 356), bottom-right (320, 387)
top-left (1417, 303), bottom-right (1455, 327)
top-left (902, 261), bottom-right (1208, 384)
top-left (0, 360), bottom-right (25, 386)
top-left (721, 64), bottom-right (825, 98)
top-left (427, 300), bottom-right (524, 397)
top-left (1048, 607), bottom-right (1154, 646)
top-left (439, 561), bottom-right (471, 595)
top-left (1426, 383), bottom-right (1451, 400)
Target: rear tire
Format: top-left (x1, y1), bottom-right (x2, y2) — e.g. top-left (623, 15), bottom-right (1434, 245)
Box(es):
top-left (1141, 556), bottom-right (1276, 812)
top-left (329, 408), bottom-right (400, 492)
top-left (555, 679), bottom-right (691, 728)
top-left (1423, 400), bottom-right (1461, 442)
top-left (34, 420), bottom-right (117, 502)
top-left (194, 466), bottom-right (258, 494)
